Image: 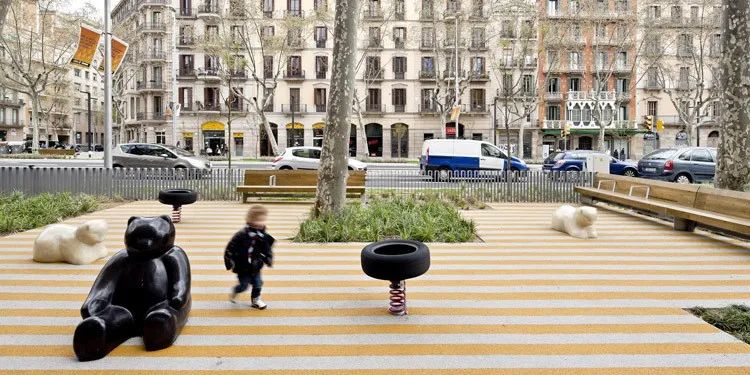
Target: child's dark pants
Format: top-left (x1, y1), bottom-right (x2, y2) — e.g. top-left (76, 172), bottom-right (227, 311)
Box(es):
top-left (234, 272), bottom-right (263, 298)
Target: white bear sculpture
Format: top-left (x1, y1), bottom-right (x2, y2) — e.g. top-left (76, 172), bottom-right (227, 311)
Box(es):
top-left (551, 205), bottom-right (598, 239)
top-left (32, 220), bottom-right (109, 265)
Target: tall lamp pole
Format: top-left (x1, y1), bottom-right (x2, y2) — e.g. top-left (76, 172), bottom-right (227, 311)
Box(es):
top-left (79, 90), bottom-right (92, 151)
top-left (103, 0), bottom-right (113, 168)
top-left (453, 13), bottom-right (460, 138)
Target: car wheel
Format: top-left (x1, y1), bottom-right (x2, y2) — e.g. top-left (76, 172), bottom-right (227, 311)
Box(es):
top-left (348, 166), bottom-right (354, 171)
top-left (675, 173), bottom-right (692, 184)
top-left (112, 164), bottom-right (123, 168)
top-left (279, 165), bottom-right (293, 170)
top-left (361, 240), bottom-right (430, 282)
top-left (623, 169), bottom-right (637, 177)
top-left (158, 189), bottom-right (198, 207)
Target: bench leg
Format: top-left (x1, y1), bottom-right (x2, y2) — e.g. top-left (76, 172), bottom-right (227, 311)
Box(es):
top-left (674, 218), bottom-right (697, 232)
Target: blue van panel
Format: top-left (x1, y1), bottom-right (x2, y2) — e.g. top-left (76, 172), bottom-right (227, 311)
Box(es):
top-left (425, 155), bottom-right (479, 170)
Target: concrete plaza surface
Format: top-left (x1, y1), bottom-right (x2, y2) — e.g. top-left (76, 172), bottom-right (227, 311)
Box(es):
top-left (0, 201), bottom-right (750, 374)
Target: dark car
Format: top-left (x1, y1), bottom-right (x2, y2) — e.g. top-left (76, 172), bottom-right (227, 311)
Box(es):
top-left (543, 150), bottom-right (638, 176)
top-left (638, 147), bottom-right (717, 184)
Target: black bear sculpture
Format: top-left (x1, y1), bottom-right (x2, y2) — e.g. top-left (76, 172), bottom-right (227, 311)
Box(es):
top-left (73, 215), bottom-right (191, 361)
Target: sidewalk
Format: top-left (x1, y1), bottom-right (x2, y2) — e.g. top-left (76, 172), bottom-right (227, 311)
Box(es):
top-left (0, 201), bottom-right (749, 373)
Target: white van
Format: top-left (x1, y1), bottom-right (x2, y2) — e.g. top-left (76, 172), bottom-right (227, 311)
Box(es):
top-left (419, 139), bottom-right (509, 180)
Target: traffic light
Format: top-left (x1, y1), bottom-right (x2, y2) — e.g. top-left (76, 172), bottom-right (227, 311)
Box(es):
top-left (562, 123), bottom-right (571, 138)
top-left (644, 115), bottom-right (654, 132)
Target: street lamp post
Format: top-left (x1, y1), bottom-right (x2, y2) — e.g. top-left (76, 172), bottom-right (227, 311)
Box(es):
top-left (103, 0), bottom-right (113, 168)
top-left (453, 13), bottom-right (460, 138)
top-left (493, 96), bottom-right (499, 145)
top-left (79, 90), bottom-right (93, 151)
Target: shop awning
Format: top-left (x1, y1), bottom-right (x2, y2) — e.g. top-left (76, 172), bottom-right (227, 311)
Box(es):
top-left (285, 122), bottom-right (304, 129)
top-left (201, 121), bottom-right (225, 131)
top-left (312, 122), bottom-right (325, 129)
top-left (182, 131), bottom-right (194, 137)
top-left (233, 132), bottom-right (244, 138)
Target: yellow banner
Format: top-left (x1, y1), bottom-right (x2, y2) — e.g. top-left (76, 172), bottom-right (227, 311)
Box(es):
top-left (98, 35), bottom-right (129, 73)
top-left (233, 132), bottom-right (244, 138)
top-left (70, 26), bottom-right (102, 68)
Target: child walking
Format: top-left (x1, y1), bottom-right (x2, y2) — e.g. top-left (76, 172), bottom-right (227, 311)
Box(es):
top-left (224, 205), bottom-right (275, 309)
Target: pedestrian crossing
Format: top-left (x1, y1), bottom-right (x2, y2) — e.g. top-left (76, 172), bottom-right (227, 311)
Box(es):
top-left (0, 201), bottom-right (749, 373)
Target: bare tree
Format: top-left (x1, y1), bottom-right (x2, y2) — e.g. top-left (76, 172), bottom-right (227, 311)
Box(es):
top-left (642, 0), bottom-right (722, 147)
top-left (37, 78), bottom-right (71, 145)
top-left (0, 0), bottom-right (79, 153)
top-left (0, 0), bottom-right (11, 30)
top-left (314, 0), bottom-right (361, 216)
top-left (715, 0), bottom-right (750, 191)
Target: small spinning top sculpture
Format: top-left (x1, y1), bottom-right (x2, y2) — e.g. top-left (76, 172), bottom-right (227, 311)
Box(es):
top-left (361, 240), bottom-right (430, 315)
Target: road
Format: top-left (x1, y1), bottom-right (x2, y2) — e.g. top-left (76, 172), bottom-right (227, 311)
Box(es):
top-left (0, 158), bottom-right (417, 170)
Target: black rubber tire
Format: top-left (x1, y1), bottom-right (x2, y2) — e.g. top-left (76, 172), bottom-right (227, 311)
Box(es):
top-left (279, 166), bottom-right (293, 170)
top-left (158, 189), bottom-right (198, 207)
top-left (623, 168), bottom-right (637, 177)
top-left (361, 240), bottom-right (430, 282)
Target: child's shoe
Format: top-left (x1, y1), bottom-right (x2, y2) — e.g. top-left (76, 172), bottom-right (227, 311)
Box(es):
top-left (251, 297), bottom-right (267, 310)
top-left (229, 291), bottom-right (238, 304)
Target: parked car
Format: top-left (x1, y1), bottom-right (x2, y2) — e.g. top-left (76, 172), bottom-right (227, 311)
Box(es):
top-left (542, 150), bottom-right (639, 176)
top-left (637, 147), bottom-right (717, 184)
top-left (272, 146), bottom-right (367, 171)
top-left (112, 143), bottom-right (211, 170)
top-left (419, 139), bottom-right (527, 181)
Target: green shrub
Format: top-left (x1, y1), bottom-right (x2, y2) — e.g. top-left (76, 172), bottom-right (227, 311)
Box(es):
top-left (0, 192), bottom-right (100, 235)
top-left (689, 305), bottom-right (750, 344)
top-left (294, 195), bottom-right (476, 243)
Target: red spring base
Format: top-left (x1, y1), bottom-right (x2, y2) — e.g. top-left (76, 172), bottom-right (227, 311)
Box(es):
top-left (389, 281), bottom-right (407, 316)
top-left (171, 206), bottom-right (182, 223)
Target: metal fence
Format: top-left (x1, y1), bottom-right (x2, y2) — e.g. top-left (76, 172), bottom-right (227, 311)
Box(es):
top-left (0, 167), bottom-right (593, 203)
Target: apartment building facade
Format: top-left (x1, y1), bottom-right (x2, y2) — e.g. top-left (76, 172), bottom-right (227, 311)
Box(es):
top-left (112, 0), bottom-right (543, 158)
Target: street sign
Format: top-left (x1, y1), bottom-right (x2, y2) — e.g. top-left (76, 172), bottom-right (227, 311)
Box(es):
top-left (656, 119), bottom-right (664, 132)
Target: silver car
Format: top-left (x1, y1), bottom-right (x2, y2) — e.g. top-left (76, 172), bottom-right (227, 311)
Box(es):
top-left (113, 143), bottom-right (211, 170)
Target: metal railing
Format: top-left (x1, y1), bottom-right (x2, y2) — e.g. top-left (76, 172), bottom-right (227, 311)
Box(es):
top-left (0, 167), bottom-right (593, 203)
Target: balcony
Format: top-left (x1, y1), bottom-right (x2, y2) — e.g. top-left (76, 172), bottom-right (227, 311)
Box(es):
top-left (441, 39), bottom-right (466, 49)
top-left (201, 102), bottom-right (222, 112)
top-left (367, 39), bottom-right (383, 50)
top-left (395, 11), bottom-right (405, 21)
top-left (178, 36), bottom-right (195, 47)
top-left (315, 104), bottom-right (326, 112)
top-left (420, 41), bottom-right (435, 51)
top-left (419, 70), bottom-right (436, 80)
top-left (469, 8), bottom-right (486, 20)
top-left (136, 112), bottom-right (166, 122)
top-left (469, 71), bottom-right (489, 81)
top-left (315, 71), bottom-right (327, 79)
top-left (567, 91), bottom-right (616, 101)
top-left (442, 70), bottom-right (466, 79)
top-left (140, 0), bottom-right (169, 6)
top-left (614, 64), bottom-right (632, 74)
top-left (284, 9), bottom-right (303, 17)
top-left (230, 70), bottom-right (247, 78)
top-left (469, 40), bottom-right (487, 51)
top-left (645, 81), bottom-right (661, 90)
top-left (0, 98), bottom-right (24, 107)
top-left (141, 22), bottom-right (166, 33)
top-left (136, 81), bottom-right (165, 92)
top-left (283, 70), bottom-right (305, 80)
top-left (394, 71), bottom-right (405, 80)
top-left (263, 10), bottom-right (273, 18)
top-left (544, 92), bottom-right (563, 101)
top-left (364, 104), bottom-right (383, 114)
top-left (178, 7), bottom-right (194, 17)
top-left (364, 68), bottom-right (384, 81)
top-left (228, 5), bottom-right (248, 18)
top-left (394, 39), bottom-right (405, 49)
top-left (178, 68), bottom-right (195, 78)
top-left (420, 9), bottom-right (435, 20)
top-left (468, 104), bottom-right (487, 113)
top-left (419, 104), bottom-right (439, 115)
top-left (364, 7), bottom-right (383, 20)
top-left (616, 91), bottom-right (631, 101)
top-left (143, 50), bottom-right (167, 61)
top-left (0, 119), bottom-right (23, 127)
top-left (316, 39), bottom-right (327, 48)
top-left (613, 120), bottom-right (637, 129)
top-left (542, 120), bottom-right (563, 129)
top-left (282, 104), bottom-right (307, 113)
top-left (392, 104), bottom-right (406, 113)
top-left (445, 3), bottom-right (460, 13)
top-left (197, 3), bottom-right (221, 21)
top-left (196, 68), bottom-right (221, 80)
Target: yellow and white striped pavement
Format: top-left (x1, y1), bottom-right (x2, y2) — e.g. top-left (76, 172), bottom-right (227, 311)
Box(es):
top-left (1, 201), bottom-right (750, 374)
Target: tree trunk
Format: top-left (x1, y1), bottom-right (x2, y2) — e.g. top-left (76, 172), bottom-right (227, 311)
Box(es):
top-left (716, 0), bottom-right (750, 191)
top-left (257, 109), bottom-right (280, 156)
top-left (598, 124), bottom-right (606, 153)
top-left (354, 102), bottom-right (368, 159)
top-left (314, 0), bottom-right (360, 216)
top-left (517, 123), bottom-right (525, 158)
top-left (31, 94), bottom-right (41, 154)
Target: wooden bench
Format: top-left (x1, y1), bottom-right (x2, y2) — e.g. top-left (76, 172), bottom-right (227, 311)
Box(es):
top-left (576, 173), bottom-right (750, 238)
top-left (236, 170), bottom-right (366, 203)
top-left (39, 149), bottom-right (75, 156)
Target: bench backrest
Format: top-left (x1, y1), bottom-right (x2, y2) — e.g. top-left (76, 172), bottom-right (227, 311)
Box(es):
top-left (694, 186), bottom-right (750, 220)
top-left (595, 173), bottom-right (700, 206)
top-left (243, 170), bottom-right (366, 187)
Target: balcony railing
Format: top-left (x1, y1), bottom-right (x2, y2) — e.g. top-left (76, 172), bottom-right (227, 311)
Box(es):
top-left (284, 9), bottom-right (303, 17)
top-left (178, 68), bottom-right (195, 77)
top-left (567, 91), bottom-right (617, 101)
top-left (469, 71), bottom-right (489, 80)
top-left (420, 41), bottom-right (435, 50)
top-left (542, 120), bottom-right (563, 129)
top-left (136, 112), bottom-right (166, 121)
top-left (364, 104), bottom-right (383, 113)
top-left (315, 104), bottom-right (326, 112)
top-left (316, 71), bottom-right (327, 79)
top-left (0, 98), bottom-right (24, 107)
top-left (136, 81), bottom-right (165, 90)
top-left (442, 70), bottom-right (466, 79)
top-left (283, 70), bottom-right (305, 80)
top-left (394, 71), bottom-right (405, 80)
top-left (179, 7), bottom-right (193, 17)
top-left (364, 68), bottom-right (383, 80)
top-left (442, 39), bottom-right (466, 48)
top-left (393, 104), bottom-right (405, 113)
top-left (178, 36), bottom-right (195, 46)
top-left (420, 9), bottom-right (435, 20)
top-left (316, 39), bottom-right (327, 48)
top-left (419, 70), bottom-right (436, 79)
top-left (469, 40), bottom-right (487, 50)
top-left (197, 68), bottom-right (220, 78)
top-left (419, 104), bottom-right (438, 114)
top-left (282, 104), bottom-right (307, 113)
top-left (145, 51), bottom-right (166, 60)
top-left (198, 4), bottom-right (220, 15)
top-left (365, 7), bottom-right (383, 19)
top-left (230, 70), bottom-right (247, 78)
top-left (470, 8), bottom-right (485, 19)
top-left (544, 91), bottom-right (563, 101)
top-left (141, 22), bottom-right (166, 32)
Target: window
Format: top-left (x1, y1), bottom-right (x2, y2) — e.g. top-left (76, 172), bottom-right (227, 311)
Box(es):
top-left (392, 88), bottom-right (406, 112)
top-left (287, 28), bottom-right (302, 47)
top-left (393, 56), bottom-right (406, 79)
top-left (287, 56), bottom-right (302, 77)
top-left (569, 52), bottom-right (581, 70)
top-left (648, 5), bottom-right (660, 18)
top-left (569, 77), bottom-right (580, 92)
top-left (74, 69), bottom-right (81, 77)
top-left (647, 67), bottom-right (659, 88)
top-left (421, 56), bottom-right (435, 76)
top-left (471, 57), bottom-right (485, 74)
top-left (178, 87), bottom-right (193, 110)
top-left (203, 88), bottom-right (219, 109)
top-left (710, 33), bottom-right (722, 57)
top-left (315, 27), bottom-right (327, 48)
top-left (548, 77), bottom-right (559, 93)
top-left (263, 56), bottom-right (274, 78)
top-left (315, 56), bottom-right (328, 79)
top-left (288, 0), bottom-right (301, 15)
top-left (692, 149), bottom-right (713, 162)
top-left (671, 5), bottom-right (682, 21)
top-left (367, 88), bottom-right (381, 111)
top-left (647, 101), bottom-right (657, 117)
top-left (261, 26), bottom-right (274, 38)
top-left (314, 0), bottom-right (327, 11)
top-left (690, 5), bottom-right (699, 22)
top-left (481, 143), bottom-right (501, 158)
top-left (289, 88), bottom-right (300, 112)
top-left (616, 78), bottom-right (629, 94)
top-left (472, 27), bottom-right (486, 48)
top-left (369, 27), bottom-right (381, 47)
top-left (679, 67), bottom-right (690, 89)
top-left (547, 105), bottom-right (560, 120)
top-left (393, 27), bottom-right (406, 48)
top-left (394, 0), bottom-right (405, 19)
top-left (470, 89), bottom-right (485, 112)
top-left (522, 75), bottom-right (534, 95)
top-left (421, 27), bottom-right (434, 48)
top-left (421, 89), bottom-right (434, 111)
top-left (155, 132), bottom-right (166, 144)
top-left (314, 88), bottom-right (327, 112)
top-left (678, 34), bottom-right (693, 56)
top-left (366, 56), bottom-right (381, 79)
